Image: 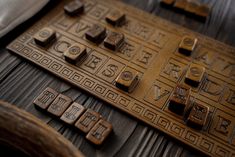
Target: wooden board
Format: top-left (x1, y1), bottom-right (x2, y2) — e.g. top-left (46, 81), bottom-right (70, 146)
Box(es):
top-left (7, 0), bottom-right (235, 156)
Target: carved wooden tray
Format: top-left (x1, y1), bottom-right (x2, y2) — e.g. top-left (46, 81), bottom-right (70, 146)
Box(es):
top-left (7, 0), bottom-right (235, 156)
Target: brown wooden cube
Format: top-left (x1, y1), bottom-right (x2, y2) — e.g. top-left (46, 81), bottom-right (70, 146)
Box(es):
top-left (64, 43), bottom-right (87, 64)
top-left (195, 4), bottom-right (211, 22)
top-left (115, 67), bottom-right (139, 93)
top-left (173, 0), bottom-right (188, 12)
top-left (185, 63), bottom-right (205, 87)
top-left (64, 0), bottom-right (84, 16)
top-left (33, 27), bottom-right (56, 47)
top-left (178, 35), bottom-right (198, 55)
top-left (86, 119), bottom-right (112, 145)
top-left (104, 31), bottom-right (124, 51)
top-left (33, 87), bottom-right (58, 109)
top-left (186, 102), bottom-right (209, 129)
top-left (168, 84), bottom-right (191, 115)
top-left (184, 0), bottom-right (200, 16)
top-left (75, 109), bottom-right (101, 133)
top-left (47, 94), bottom-right (73, 117)
top-left (60, 102), bottom-right (86, 125)
top-left (105, 10), bottom-right (126, 26)
top-left (85, 24), bottom-right (106, 44)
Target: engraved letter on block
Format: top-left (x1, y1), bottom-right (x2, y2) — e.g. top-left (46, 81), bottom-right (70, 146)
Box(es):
top-left (75, 109), bottom-right (101, 133)
top-left (168, 84), bottom-right (191, 115)
top-left (47, 94), bottom-right (73, 117)
top-left (60, 102), bottom-right (86, 124)
top-left (33, 87), bottom-right (59, 109)
top-left (178, 35), bottom-right (197, 56)
top-left (185, 63), bottom-right (206, 87)
top-left (186, 102), bottom-right (209, 129)
top-left (86, 119), bottom-right (112, 145)
top-left (33, 27), bottom-right (56, 47)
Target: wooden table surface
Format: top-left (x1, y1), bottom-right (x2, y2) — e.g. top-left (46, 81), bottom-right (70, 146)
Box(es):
top-left (0, 0), bottom-right (235, 156)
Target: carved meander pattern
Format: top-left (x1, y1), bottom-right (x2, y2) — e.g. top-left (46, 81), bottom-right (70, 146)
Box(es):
top-left (7, 0), bottom-right (235, 156)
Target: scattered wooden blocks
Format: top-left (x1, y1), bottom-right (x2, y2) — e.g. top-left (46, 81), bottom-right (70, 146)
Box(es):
top-left (161, 0), bottom-right (211, 22)
top-left (34, 87), bottom-right (112, 145)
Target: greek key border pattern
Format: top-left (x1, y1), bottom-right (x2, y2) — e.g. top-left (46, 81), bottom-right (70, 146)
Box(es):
top-left (7, 41), bottom-right (235, 157)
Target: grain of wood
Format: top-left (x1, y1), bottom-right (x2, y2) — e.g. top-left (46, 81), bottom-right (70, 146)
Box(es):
top-left (0, 100), bottom-right (84, 157)
top-left (0, 0), bottom-right (234, 156)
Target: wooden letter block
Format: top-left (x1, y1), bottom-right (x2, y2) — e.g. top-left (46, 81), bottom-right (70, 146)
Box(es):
top-left (33, 27), bottom-right (56, 47)
top-left (64, 0), bottom-right (84, 16)
top-left (168, 84), bottom-right (191, 115)
top-left (85, 24), bottom-right (106, 44)
top-left (195, 4), bottom-right (211, 22)
top-left (178, 35), bottom-right (198, 55)
top-left (115, 67), bottom-right (139, 93)
top-left (185, 63), bottom-right (205, 87)
top-left (75, 109), bottom-right (101, 133)
top-left (47, 94), bottom-right (73, 117)
top-left (33, 87), bottom-right (58, 109)
top-left (186, 102), bottom-right (209, 129)
top-left (184, 0), bottom-right (200, 16)
top-left (105, 10), bottom-right (126, 26)
top-left (86, 119), bottom-right (112, 145)
top-left (173, 0), bottom-right (188, 12)
top-left (104, 31), bottom-right (124, 51)
top-left (60, 102), bottom-right (86, 125)
top-left (64, 43), bottom-right (87, 64)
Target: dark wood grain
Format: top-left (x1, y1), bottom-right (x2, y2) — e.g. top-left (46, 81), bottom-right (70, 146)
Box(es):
top-left (0, 101), bottom-right (84, 157)
top-left (0, 0), bottom-right (234, 156)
